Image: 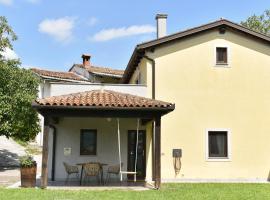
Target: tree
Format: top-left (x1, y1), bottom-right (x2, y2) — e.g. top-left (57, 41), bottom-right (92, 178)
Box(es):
top-left (241, 10), bottom-right (270, 35)
top-left (0, 16), bottom-right (40, 141)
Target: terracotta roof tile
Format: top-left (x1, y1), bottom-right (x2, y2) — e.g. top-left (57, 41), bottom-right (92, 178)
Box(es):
top-left (74, 64), bottom-right (124, 77)
top-left (34, 90), bottom-right (174, 109)
top-left (31, 68), bottom-right (87, 81)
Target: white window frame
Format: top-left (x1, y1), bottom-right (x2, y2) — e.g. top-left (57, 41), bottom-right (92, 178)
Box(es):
top-left (205, 128), bottom-right (231, 162)
top-left (214, 45), bottom-right (230, 67)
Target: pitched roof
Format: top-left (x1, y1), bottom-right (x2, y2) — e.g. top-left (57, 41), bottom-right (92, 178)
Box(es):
top-left (33, 90), bottom-right (174, 109)
top-left (31, 68), bottom-right (88, 82)
top-left (72, 64), bottom-right (124, 78)
top-left (122, 19), bottom-right (270, 83)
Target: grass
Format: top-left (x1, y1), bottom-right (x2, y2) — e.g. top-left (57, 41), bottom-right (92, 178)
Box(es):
top-left (13, 138), bottom-right (42, 155)
top-left (13, 138), bottom-right (28, 147)
top-left (1, 183), bottom-right (270, 200)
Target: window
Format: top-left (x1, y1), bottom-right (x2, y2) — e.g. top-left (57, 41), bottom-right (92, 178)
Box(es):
top-left (208, 130), bottom-right (228, 158)
top-left (135, 72), bottom-right (141, 84)
top-left (80, 129), bottom-right (97, 155)
top-left (216, 47), bottom-right (228, 65)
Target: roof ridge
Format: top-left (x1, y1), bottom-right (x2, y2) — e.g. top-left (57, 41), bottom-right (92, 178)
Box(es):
top-left (74, 64), bottom-right (124, 71)
top-left (34, 89), bottom-right (175, 110)
top-left (137, 18), bottom-right (270, 49)
top-left (31, 67), bottom-right (75, 74)
top-left (91, 65), bottom-right (124, 71)
top-left (136, 19), bottom-right (225, 47)
top-left (72, 64), bottom-right (124, 77)
top-left (31, 67), bottom-right (88, 81)
top-left (122, 18), bottom-right (270, 83)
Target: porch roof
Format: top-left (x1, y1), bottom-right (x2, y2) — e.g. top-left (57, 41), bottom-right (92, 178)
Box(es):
top-left (32, 90), bottom-right (175, 118)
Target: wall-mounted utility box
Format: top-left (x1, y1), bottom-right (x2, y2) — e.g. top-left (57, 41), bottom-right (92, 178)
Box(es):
top-left (172, 149), bottom-right (182, 158)
top-left (64, 147), bottom-right (72, 156)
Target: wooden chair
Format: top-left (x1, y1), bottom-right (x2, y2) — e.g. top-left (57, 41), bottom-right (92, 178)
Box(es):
top-left (105, 163), bottom-right (123, 185)
top-left (83, 163), bottom-right (101, 185)
top-left (63, 162), bottom-right (79, 184)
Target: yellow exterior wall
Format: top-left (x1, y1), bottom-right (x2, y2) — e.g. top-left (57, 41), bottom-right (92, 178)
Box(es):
top-left (145, 122), bottom-right (153, 182)
top-left (130, 58), bottom-right (152, 98)
top-left (135, 29), bottom-right (270, 181)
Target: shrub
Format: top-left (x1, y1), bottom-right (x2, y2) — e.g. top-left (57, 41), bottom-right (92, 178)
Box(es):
top-left (19, 155), bottom-right (37, 168)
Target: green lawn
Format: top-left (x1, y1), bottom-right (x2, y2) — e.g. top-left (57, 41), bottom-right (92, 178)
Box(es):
top-left (1, 183), bottom-right (270, 200)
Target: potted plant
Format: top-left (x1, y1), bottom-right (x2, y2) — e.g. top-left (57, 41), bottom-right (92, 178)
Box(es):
top-left (20, 155), bottom-right (37, 188)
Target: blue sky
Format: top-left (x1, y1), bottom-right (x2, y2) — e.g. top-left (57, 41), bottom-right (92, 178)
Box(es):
top-left (0, 0), bottom-right (269, 71)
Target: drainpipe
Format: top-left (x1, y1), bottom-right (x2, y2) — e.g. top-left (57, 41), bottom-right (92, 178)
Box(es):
top-left (49, 125), bottom-right (57, 181)
top-left (143, 55), bottom-right (155, 100)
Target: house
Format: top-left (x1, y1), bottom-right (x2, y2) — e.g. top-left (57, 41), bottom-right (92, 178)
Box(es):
top-left (32, 14), bottom-right (270, 189)
top-left (31, 58), bottom-right (125, 145)
top-left (69, 54), bottom-right (124, 83)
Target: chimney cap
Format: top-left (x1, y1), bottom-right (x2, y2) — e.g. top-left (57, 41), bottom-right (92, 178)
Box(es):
top-left (82, 54), bottom-right (91, 59)
top-left (156, 14), bottom-right (168, 19)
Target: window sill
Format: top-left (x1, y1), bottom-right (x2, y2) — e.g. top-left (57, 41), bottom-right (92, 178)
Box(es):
top-left (215, 63), bottom-right (230, 68)
top-left (206, 157), bottom-right (231, 162)
top-left (79, 154), bottom-right (97, 157)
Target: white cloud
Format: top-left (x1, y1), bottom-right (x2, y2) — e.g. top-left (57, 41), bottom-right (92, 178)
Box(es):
top-left (38, 17), bottom-right (75, 43)
top-left (138, 35), bottom-right (155, 43)
top-left (90, 25), bottom-right (156, 42)
top-left (87, 17), bottom-right (98, 26)
top-left (1, 48), bottom-right (19, 60)
top-left (0, 0), bottom-right (41, 6)
top-left (0, 0), bottom-right (13, 6)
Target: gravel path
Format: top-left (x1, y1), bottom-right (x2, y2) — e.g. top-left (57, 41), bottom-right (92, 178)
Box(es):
top-left (0, 136), bottom-right (42, 187)
top-left (0, 136), bottom-right (26, 169)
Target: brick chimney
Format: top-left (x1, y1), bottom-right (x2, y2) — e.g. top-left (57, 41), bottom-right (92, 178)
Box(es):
top-left (82, 54), bottom-right (91, 67)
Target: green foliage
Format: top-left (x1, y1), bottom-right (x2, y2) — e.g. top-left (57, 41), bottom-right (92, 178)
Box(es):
top-left (0, 16), bottom-right (17, 58)
top-left (241, 10), bottom-right (270, 35)
top-left (0, 59), bottom-right (40, 141)
top-left (19, 155), bottom-right (36, 168)
top-left (0, 16), bottom-right (40, 141)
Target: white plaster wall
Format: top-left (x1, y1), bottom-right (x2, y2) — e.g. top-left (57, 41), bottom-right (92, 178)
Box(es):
top-left (70, 66), bottom-right (90, 79)
top-left (35, 83), bottom-right (46, 146)
top-left (49, 117), bottom-right (148, 181)
top-left (49, 83), bottom-right (147, 97)
top-left (43, 81), bottom-right (51, 98)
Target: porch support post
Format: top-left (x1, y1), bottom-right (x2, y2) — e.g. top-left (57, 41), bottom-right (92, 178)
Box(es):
top-left (154, 116), bottom-right (161, 189)
top-left (41, 117), bottom-right (49, 189)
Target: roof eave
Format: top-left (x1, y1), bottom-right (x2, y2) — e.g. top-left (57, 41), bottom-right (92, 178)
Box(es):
top-left (137, 19), bottom-right (270, 49)
top-left (90, 71), bottom-right (123, 78)
top-left (35, 74), bottom-right (88, 83)
top-left (122, 47), bottom-right (145, 83)
top-left (32, 102), bottom-right (175, 117)
top-left (121, 19), bottom-right (270, 83)
top-left (32, 103), bottom-right (175, 111)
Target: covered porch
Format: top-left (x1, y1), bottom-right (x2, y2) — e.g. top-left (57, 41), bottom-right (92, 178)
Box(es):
top-left (32, 90), bottom-right (174, 189)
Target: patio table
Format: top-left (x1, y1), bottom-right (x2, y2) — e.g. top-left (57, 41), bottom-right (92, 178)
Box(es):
top-left (77, 162), bottom-right (108, 186)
